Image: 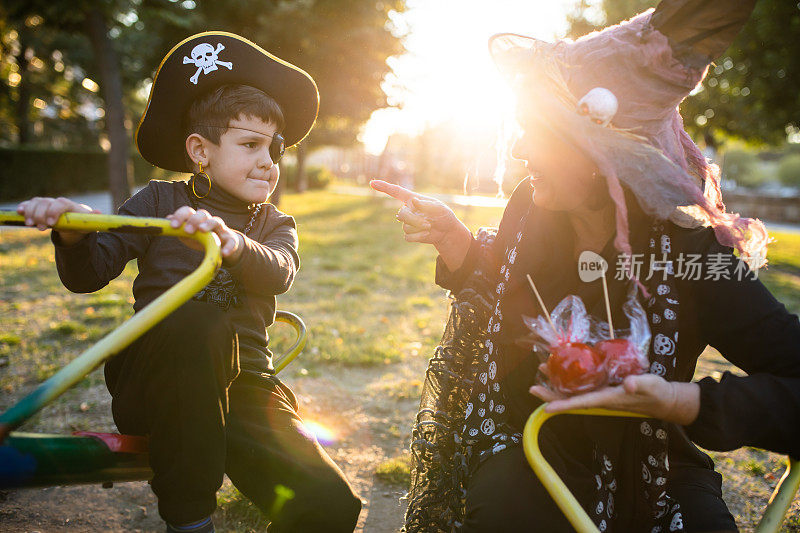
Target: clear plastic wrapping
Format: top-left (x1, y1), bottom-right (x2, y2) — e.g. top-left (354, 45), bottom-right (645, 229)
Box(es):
top-left (521, 292), bottom-right (651, 395)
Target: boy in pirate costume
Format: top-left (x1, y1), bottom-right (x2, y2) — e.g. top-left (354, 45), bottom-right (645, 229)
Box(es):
top-left (373, 0), bottom-right (800, 531)
top-left (17, 32), bottom-right (361, 532)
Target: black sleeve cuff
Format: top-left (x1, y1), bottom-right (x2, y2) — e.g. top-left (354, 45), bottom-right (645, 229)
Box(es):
top-left (434, 235), bottom-right (479, 293)
top-left (50, 229), bottom-right (95, 249)
top-left (683, 376), bottom-right (724, 447)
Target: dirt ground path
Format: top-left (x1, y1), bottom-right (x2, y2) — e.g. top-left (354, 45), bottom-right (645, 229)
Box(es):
top-left (0, 363), bottom-right (421, 532)
top-left (2, 328), bottom-right (799, 533)
top-left (3, 354), bottom-right (800, 531)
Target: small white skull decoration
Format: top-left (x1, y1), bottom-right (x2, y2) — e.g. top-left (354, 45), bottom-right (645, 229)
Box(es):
top-left (650, 361), bottom-right (667, 376)
top-left (183, 43), bottom-right (233, 85)
top-left (669, 513), bottom-right (684, 532)
top-left (653, 333), bottom-right (676, 356)
top-left (642, 463), bottom-right (652, 483)
top-left (577, 87), bottom-right (619, 127)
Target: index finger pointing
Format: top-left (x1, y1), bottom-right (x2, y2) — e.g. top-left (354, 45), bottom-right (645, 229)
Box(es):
top-left (369, 179), bottom-right (416, 203)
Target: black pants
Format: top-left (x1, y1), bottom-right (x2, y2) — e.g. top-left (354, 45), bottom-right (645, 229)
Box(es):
top-left (104, 301), bottom-right (361, 531)
top-left (462, 445), bottom-right (737, 532)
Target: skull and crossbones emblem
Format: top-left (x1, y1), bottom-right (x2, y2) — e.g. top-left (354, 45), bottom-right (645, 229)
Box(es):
top-left (183, 43), bottom-right (233, 85)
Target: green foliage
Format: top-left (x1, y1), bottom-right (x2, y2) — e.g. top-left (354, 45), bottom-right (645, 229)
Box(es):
top-left (721, 148), bottom-right (764, 188)
top-left (567, 0), bottom-right (800, 145)
top-left (280, 165), bottom-right (333, 192)
top-left (742, 459), bottom-right (767, 477)
top-left (1, 192), bottom-right (800, 528)
top-left (215, 484), bottom-right (269, 532)
top-left (682, 1), bottom-right (800, 145)
top-left (50, 320), bottom-right (84, 336)
top-left (0, 146), bottom-right (153, 201)
top-left (375, 455), bottom-right (411, 487)
top-left (777, 154), bottom-right (800, 187)
top-left (0, 0), bottom-right (194, 146)
top-left (1, 0), bottom-right (406, 205)
top-left (0, 333), bottom-right (21, 346)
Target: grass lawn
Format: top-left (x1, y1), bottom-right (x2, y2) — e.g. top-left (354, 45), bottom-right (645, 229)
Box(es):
top-left (1, 189), bottom-right (799, 530)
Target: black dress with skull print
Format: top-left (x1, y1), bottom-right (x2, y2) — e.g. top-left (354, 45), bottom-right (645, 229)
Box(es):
top-left (439, 178), bottom-right (800, 453)
top-left (430, 178), bottom-right (800, 529)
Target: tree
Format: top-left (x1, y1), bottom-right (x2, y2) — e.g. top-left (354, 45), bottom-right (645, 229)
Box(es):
top-left (1, 0), bottom-right (192, 209)
top-left (1, 0), bottom-right (405, 201)
top-left (778, 154), bottom-right (800, 188)
top-left (721, 148), bottom-right (763, 188)
top-left (0, 9), bottom-right (93, 146)
top-left (566, 0), bottom-right (800, 146)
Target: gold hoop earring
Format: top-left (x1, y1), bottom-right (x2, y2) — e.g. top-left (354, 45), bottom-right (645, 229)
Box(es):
top-left (191, 163), bottom-right (211, 199)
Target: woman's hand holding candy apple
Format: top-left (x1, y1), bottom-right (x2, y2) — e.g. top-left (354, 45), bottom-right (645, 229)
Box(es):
top-left (522, 280), bottom-right (692, 424)
top-left (530, 373), bottom-right (701, 426)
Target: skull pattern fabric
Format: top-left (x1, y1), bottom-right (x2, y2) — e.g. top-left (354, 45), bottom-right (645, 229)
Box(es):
top-left (458, 218), bottom-right (685, 532)
top-left (588, 222), bottom-right (684, 532)
top-left (460, 206), bottom-right (532, 464)
top-left (194, 267), bottom-right (241, 310)
top-left (407, 190), bottom-right (693, 531)
top-left (638, 222), bottom-right (683, 532)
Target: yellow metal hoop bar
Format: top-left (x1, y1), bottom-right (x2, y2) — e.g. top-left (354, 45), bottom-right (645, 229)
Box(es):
top-left (756, 457), bottom-right (800, 533)
top-left (273, 310), bottom-right (307, 373)
top-left (523, 404), bottom-right (800, 533)
top-left (0, 211), bottom-right (221, 435)
top-left (522, 405), bottom-right (646, 533)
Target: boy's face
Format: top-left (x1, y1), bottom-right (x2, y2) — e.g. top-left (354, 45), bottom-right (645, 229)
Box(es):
top-left (200, 115), bottom-right (280, 204)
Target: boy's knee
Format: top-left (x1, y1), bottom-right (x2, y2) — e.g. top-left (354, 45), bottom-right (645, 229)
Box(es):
top-left (271, 476), bottom-right (361, 532)
top-left (317, 481), bottom-right (361, 531)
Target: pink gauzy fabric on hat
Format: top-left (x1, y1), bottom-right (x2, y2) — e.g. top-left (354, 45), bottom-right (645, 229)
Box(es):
top-left (564, 10), bottom-right (703, 169)
top-left (489, 3), bottom-right (769, 270)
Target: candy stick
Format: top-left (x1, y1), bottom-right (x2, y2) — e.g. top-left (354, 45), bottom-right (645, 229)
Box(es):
top-left (600, 270), bottom-right (615, 339)
top-left (526, 274), bottom-right (556, 333)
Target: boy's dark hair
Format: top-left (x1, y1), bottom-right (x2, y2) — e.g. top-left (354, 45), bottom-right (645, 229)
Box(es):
top-left (184, 84), bottom-right (285, 145)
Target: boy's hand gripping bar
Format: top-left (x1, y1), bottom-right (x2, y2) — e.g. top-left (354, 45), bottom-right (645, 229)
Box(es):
top-left (0, 211), bottom-right (222, 442)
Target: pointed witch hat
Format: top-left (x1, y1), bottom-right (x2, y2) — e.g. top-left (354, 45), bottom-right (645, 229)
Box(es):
top-left (489, 0), bottom-right (767, 268)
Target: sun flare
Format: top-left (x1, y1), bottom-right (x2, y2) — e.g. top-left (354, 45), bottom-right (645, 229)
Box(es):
top-left (361, 0), bottom-right (577, 154)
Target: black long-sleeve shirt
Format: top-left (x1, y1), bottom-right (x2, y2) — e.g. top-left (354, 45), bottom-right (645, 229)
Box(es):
top-left (52, 179), bottom-right (299, 372)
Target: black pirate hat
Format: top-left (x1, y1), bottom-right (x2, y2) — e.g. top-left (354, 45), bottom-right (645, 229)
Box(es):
top-left (136, 31), bottom-right (319, 173)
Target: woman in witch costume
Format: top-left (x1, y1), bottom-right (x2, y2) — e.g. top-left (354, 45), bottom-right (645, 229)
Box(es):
top-left (371, 0), bottom-right (800, 531)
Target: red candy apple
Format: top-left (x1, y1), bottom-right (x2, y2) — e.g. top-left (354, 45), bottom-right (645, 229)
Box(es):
top-left (596, 338), bottom-right (646, 385)
top-left (546, 342), bottom-right (607, 394)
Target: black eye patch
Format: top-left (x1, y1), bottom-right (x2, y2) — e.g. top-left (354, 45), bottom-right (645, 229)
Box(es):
top-left (270, 133), bottom-right (285, 163)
